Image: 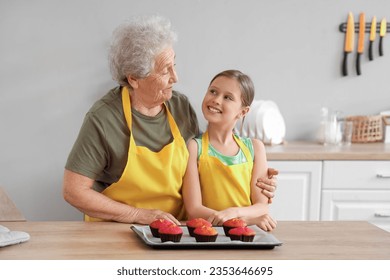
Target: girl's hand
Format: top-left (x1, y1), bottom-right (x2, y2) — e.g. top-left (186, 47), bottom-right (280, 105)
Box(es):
top-left (254, 214), bottom-right (277, 231)
top-left (206, 208), bottom-right (239, 226)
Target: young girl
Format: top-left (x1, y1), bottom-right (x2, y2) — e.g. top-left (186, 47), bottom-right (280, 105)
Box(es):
top-left (183, 70), bottom-right (276, 231)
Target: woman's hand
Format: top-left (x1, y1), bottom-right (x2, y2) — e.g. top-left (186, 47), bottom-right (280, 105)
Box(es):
top-left (132, 208), bottom-right (181, 225)
top-left (256, 168), bottom-right (278, 203)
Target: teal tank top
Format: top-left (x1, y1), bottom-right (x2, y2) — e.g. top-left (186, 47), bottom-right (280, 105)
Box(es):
top-left (194, 134), bottom-right (254, 166)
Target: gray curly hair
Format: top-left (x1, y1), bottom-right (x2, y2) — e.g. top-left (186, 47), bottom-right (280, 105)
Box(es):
top-left (108, 15), bottom-right (177, 88)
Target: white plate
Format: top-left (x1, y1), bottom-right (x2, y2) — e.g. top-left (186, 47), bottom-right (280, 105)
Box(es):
top-left (262, 107), bottom-right (286, 144)
top-left (246, 100), bottom-right (263, 138)
top-left (256, 101), bottom-right (285, 144)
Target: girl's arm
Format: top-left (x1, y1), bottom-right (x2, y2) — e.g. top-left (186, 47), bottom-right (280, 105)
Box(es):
top-left (182, 139), bottom-right (215, 219)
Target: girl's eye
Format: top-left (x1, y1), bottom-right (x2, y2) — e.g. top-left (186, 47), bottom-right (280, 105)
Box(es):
top-left (224, 95), bottom-right (233, 101)
top-left (210, 89), bottom-right (217, 95)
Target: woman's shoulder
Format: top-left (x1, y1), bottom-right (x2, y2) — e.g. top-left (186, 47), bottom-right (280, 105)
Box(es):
top-left (167, 90), bottom-right (191, 107)
top-left (167, 90), bottom-right (200, 141)
top-left (87, 86), bottom-right (123, 116)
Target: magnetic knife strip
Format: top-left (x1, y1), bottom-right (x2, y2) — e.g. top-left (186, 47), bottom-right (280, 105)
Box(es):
top-left (339, 22), bottom-right (390, 33)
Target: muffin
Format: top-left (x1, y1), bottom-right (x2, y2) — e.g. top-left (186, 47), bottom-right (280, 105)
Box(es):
top-left (222, 218), bottom-right (247, 236)
top-left (193, 226), bottom-right (218, 242)
top-left (149, 219), bottom-right (174, 237)
top-left (158, 224), bottom-right (183, 243)
top-left (186, 218), bottom-right (212, 237)
top-left (228, 226), bottom-right (256, 242)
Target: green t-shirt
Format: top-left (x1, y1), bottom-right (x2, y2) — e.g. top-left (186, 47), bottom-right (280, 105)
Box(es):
top-left (65, 86), bottom-right (199, 191)
top-left (194, 134), bottom-right (254, 165)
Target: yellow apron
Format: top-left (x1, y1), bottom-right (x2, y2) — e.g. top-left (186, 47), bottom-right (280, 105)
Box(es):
top-left (198, 131), bottom-right (253, 211)
top-left (85, 87), bottom-right (188, 221)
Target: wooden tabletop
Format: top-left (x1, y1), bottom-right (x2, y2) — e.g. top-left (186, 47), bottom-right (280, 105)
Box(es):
top-left (265, 141), bottom-right (390, 160)
top-left (1, 221), bottom-right (389, 260)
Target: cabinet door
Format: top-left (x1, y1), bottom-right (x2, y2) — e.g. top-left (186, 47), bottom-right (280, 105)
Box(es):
top-left (323, 161), bottom-right (390, 190)
top-left (321, 190), bottom-right (390, 231)
top-left (268, 161), bottom-right (322, 221)
top-left (322, 161), bottom-right (390, 232)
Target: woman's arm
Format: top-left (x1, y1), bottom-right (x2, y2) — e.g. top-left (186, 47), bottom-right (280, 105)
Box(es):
top-left (256, 168), bottom-right (278, 203)
top-left (182, 139), bottom-right (215, 219)
top-left (62, 169), bottom-right (180, 224)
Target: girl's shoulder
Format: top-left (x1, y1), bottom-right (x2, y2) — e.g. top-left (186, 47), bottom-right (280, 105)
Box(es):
top-left (235, 134), bottom-right (253, 148)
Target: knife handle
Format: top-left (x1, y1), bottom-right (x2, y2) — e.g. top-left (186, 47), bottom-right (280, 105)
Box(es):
top-left (356, 53), bottom-right (362, 75)
top-left (369, 41), bottom-right (374, 60)
top-left (342, 52), bottom-right (349, 76)
top-left (379, 37), bottom-right (384, 56)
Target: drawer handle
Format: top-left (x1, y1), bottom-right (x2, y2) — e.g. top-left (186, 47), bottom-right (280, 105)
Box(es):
top-left (376, 174), bottom-right (390, 178)
top-left (374, 212), bottom-right (390, 218)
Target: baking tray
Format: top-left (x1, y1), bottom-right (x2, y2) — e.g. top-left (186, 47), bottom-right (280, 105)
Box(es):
top-left (131, 225), bottom-right (282, 249)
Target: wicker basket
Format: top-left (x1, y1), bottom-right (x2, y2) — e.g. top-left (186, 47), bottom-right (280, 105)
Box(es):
top-left (345, 115), bottom-right (383, 143)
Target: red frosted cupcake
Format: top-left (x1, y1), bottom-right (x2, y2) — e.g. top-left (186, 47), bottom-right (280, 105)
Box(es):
top-left (193, 226), bottom-right (218, 242)
top-left (228, 226), bottom-right (256, 242)
top-left (222, 218), bottom-right (247, 236)
top-left (149, 219), bottom-right (174, 237)
top-left (186, 218), bottom-right (212, 237)
top-left (158, 224), bottom-right (183, 243)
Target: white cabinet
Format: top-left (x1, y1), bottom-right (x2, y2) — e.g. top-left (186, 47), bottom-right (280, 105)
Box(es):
top-left (268, 161), bottom-right (322, 221)
top-left (321, 161), bottom-right (390, 232)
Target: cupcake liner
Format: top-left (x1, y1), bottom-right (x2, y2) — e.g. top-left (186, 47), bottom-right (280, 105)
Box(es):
top-left (149, 227), bottom-right (160, 237)
top-left (229, 234), bottom-right (241, 241)
top-left (159, 233), bottom-right (182, 243)
top-left (194, 233), bottom-right (218, 242)
top-left (223, 226), bottom-right (235, 236)
top-left (187, 226), bottom-right (196, 237)
top-left (241, 235), bottom-right (255, 242)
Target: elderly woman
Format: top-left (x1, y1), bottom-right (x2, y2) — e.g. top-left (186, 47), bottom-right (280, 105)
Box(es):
top-left (63, 15), bottom-right (277, 225)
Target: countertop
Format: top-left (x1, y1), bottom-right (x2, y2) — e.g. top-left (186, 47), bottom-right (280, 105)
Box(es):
top-left (1, 221), bottom-right (389, 260)
top-left (265, 141), bottom-right (390, 160)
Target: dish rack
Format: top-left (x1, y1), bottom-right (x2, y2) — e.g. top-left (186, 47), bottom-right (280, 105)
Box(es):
top-left (345, 115), bottom-right (383, 143)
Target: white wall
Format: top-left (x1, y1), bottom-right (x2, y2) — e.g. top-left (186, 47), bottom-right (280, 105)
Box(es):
top-left (1, 0), bottom-right (389, 220)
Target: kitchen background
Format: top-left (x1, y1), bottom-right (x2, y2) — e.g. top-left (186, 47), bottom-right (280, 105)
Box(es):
top-left (1, 0), bottom-right (389, 221)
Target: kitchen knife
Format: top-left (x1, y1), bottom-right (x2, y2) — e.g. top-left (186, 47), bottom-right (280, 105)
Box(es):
top-left (356, 13), bottom-right (365, 75)
top-left (379, 18), bottom-right (387, 56)
top-left (342, 13), bottom-right (354, 76)
top-left (369, 16), bottom-right (376, 60)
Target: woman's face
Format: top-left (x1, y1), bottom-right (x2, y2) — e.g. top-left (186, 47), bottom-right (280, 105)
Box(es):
top-left (202, 76), bottom-right (247, 126)
top-left (132, 47), bottom-right (178, 106)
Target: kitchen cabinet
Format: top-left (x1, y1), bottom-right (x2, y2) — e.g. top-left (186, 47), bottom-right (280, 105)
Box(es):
top-left (266, 143), bottom-right (390, 231)
top-left (321, 161), bottom-right (390, 232)
top-left (267, 161), bottom-right (322, 221)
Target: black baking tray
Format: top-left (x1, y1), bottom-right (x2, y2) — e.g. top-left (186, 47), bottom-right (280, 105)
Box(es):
top-left (131, 225), bottom-right (282, 249)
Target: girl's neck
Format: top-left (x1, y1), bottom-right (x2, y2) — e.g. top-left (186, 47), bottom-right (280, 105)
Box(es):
top-left (206, 124), bottom-right (239, 156)
top-left (207, 126), bottom-right (232, 143)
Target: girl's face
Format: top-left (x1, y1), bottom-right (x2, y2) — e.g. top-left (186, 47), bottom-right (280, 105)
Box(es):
top-left (202, 76), bottom-right (248, 126)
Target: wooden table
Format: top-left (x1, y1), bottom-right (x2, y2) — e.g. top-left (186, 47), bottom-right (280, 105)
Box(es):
top-left (1, 221), bottom-right (389, 260)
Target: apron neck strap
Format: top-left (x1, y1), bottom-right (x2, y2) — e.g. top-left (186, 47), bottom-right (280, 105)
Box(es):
top-left (121, 87), bottom-right (182, 139)
top-left (201, 130), bottom-right (253, 161)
